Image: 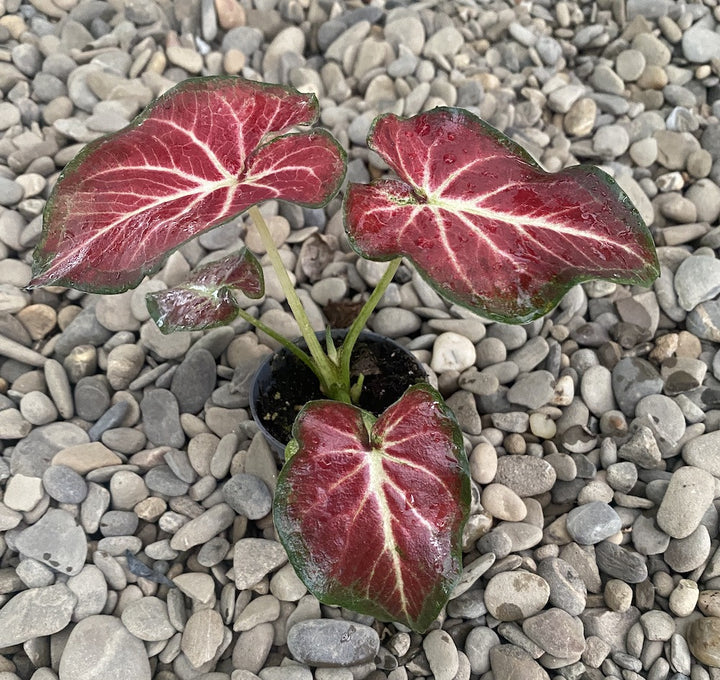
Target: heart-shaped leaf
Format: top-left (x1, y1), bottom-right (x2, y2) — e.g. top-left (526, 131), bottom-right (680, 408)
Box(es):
top-left (345, 108), bottom-right (659, 323)
top-left (273, 383), bottom-right (471, 633)
top-left (145, 248), bottom-right (263, 333)
top-left (31, 76), bottom-right (346, 293)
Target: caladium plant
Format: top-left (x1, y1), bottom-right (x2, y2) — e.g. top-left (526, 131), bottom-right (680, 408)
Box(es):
top-left (30, 75), bottom-right (659, 633)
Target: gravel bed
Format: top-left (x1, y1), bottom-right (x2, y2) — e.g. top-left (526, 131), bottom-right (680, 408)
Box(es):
top-left (1, 0), bottom-right (720, 679)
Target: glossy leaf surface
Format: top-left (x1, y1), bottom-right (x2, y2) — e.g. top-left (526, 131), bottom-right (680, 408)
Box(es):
top-left (31, 76), bottom-right (346, 293)
top-left (146, 248), bottom-right (263, 333)
top-left (274, 383), bottom-right (470, 632)
top-left (345, 108), bottom-right (659, 323)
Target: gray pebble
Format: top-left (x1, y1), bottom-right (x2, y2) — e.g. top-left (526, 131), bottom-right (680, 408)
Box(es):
top-left (566, 502), bottom-right (622, 545)
top-left (19, 390), bottom-right (58, 426)
top-left (223, 473), bottom-right (272, 520)
top-left (233, 538), bottom-right (288, 590)
top-left (169, 503), bottom-right (235, 551)
top-left (99, 510), bottom-right (138, 537)
top-left (170, 348), bottom-right (217, 414)
top-left (536, 557), bottom-right (587, 616)
top-left (494, 455), bottom-right (556, 497)
top-left (59, 615), bottom-right (151, 680)
top-left (674, 255), bottom-right (720, 311)
top-left (665, 525), bottom-right (711, 573)
top-left (15, 508), bottom-right (87, 576)
top-left (0, 584), bottom-right (75, 647)
top-left (612, 358), bottom-right (664, 416)
top-left (74, 376), bottom-right (111, 422)
top-left (287, 619), bottom-right (379, 667)
top-left (145, 465), bottom-right (189, 497)
top-left (506, 371), bottom-right (555, 409)
top-left (595, 541), bottom-right (648, 583)
top-left (140, 389), bottom-right (185, 448)
top-left (42, 464), bottom-right (87, 504)
top-left (121, 596), bottom-right (176, 641)
top-left (618, 425), bottom-right (662, 469)
top-left (656, 465), bottom-right (715, 539)
top-left (464, 627), bottom-right (499, 675)
top-left (484, 570), bottom-right (550, 621)
top-left (522, 607), bottom-right (585, 659)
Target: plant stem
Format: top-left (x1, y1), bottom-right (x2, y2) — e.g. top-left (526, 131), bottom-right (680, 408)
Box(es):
top-left (247, 205), bottom-right (342, 395)
top-left (339, 257), bottom-right (402, 389)
top-left (233, 307), bottom-right (315, 372)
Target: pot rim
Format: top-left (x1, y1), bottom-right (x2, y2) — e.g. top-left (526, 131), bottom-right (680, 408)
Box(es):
top-left (249, 329), bottom-right (427, 455)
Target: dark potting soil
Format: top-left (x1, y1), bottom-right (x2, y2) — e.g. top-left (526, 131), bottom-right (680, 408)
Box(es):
top-left (254, 335), bottom-right (427, 448)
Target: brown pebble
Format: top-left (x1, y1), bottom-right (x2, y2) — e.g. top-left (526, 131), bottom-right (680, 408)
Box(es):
top-left (215, 0), bottom-right (246, 29)
top-left (16, 304), bottom-right (57, 340)
top-left (687, 617), bottom-right (720, 667)
top-left (504, 433), bottom-right (526, 454)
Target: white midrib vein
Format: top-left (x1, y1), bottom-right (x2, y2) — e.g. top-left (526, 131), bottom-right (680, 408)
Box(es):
top-left (366, 451), bottom-right (409, 617)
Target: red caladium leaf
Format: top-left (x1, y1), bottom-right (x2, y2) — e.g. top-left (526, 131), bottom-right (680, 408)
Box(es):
top-left (145, 248), bottom-right (263, 333)
top-left (273, 383), bottom-right (471, 633)
top-left (345, 108), bottom-right (659, 323)
top-left (31, 76), bottom-right (346, 293)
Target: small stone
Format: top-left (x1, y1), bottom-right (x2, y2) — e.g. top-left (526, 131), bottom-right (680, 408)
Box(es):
top-left (613, 357), bottom-right (664, 416)
top-left (687, 617), bottom-right (720, 667)
top-left (617, 426), bottom-right (662, 469)
top-left (232, 623), bottom-right (275, 674)
top-left (170, 349), bottom-right (216, 414)
top-left (536, 557), bottom-right (587, 616)
top-left (0, 584), bottom-right (75, 647)
top-left (42, 464), bottom-right (88, 504)
top-left (15, 508), bottom-right (87, 576)
top-left (566, 502), bottom-right (622, 545)
top-left (494, 455), bottom-right (556, 497)
top-left (52, 442), bottom-right (122, 475)
top-left (640, 610), bottom-right (675, 641)
top-left (233, 538), bottom-right (287, 590)
top-left (169, 503), bottom-right (235, 551)
top-left (616, 49), bottom-right (646, 81)
top-left (507, 371), bottom-right (555, 409)
top-left (423, 629), bottom-right (459, 680)
top-left (595, 541), bottom-right (648, 584)
top-left (182, 608), bottom-right (225, 668)
top-left (699, 591), bottom-right (720, 618)
top-left (106, 344), bottom-right (145, 390)
top-left (222, 473), bottom-right (272, 520)
top-left (682, 24), bottom-right (720, 63)
top-left (481, 484), bottom-right (527, 522)
top-left (121, 596), bottom-right (175, 641)
top-left (140, 389), bottom-right (185, 448)
top-left (59, 614), bottom-right (151, 680)
top-left (287, 619), bottom-right (380, 667)
top-left (173, 572), bottom-right (215, 604)
top-left (166, 46), bottom-right (203, 74)
top-left (0, 408), bottom-right (31, 439)
top-left (464, 626), bottom-right (499, 675)
top-left (215, 0), bottom-right (245, 29)
top-left (604, 579), bottom-right (633, 612)
top-left (431, 332), bottom-right (476, 373)
top-left (270, 563), bottom-right (306, 601)
top-left (669, 579), bottom-right (699, 617)
top-left (522, 608), bottom-right (585, 659)
top-left (4, 473), bottom-right (44, 511)
top-left (665, 525), bottom-right (711, 573)
top-left (484, 570), bottom-right (550, 621)
top-left (20, 391), bottom-right (58, 425)
top-left (490, 644), bottom-right (550, 680)
top-left (594, 124), bottom-right (630, 158)
top-left (656, 465), bottom-right (715, 539)
top-left (674, 255), bottom-right (720, 311)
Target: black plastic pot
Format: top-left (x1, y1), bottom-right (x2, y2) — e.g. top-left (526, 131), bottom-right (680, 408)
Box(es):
top-left (249, 329), bottom-right (427, 455)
